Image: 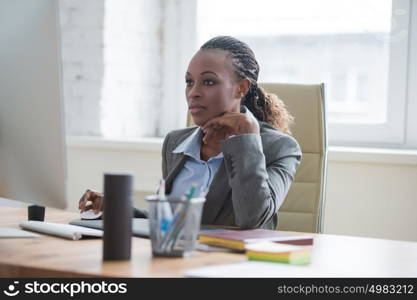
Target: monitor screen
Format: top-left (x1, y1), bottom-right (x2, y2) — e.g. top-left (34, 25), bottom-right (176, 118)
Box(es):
top-left (0, 0), bottom-right (67, 209)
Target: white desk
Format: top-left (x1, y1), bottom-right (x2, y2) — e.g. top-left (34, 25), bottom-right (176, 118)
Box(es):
top-left (186, 234), bottom-right (417, 277)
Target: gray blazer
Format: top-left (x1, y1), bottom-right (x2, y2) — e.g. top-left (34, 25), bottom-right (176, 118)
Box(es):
top-left (161, 121), bottom-right (302, 230)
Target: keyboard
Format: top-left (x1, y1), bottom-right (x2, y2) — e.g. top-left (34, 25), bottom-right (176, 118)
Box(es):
top-left (69, 218), bottom-right (150, 238)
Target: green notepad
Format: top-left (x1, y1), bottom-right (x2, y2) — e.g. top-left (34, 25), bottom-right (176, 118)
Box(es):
top-left (245, 241), bottom-right (312, 265)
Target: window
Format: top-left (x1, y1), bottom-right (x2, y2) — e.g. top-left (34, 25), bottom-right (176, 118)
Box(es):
top-left (193, 0), bottom-right (413, 147)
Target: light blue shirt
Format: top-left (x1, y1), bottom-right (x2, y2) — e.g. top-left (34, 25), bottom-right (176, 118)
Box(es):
top-left (170, 106), bottom-right (256, 198)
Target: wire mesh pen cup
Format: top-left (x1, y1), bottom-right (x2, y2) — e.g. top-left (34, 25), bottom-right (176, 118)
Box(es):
top-left (146, 195), bottom-right (206, 257)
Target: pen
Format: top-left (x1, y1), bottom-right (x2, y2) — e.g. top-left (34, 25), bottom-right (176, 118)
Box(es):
top-left (199, 187), bottom-right (208, 197)
top-left (158, 179), bottom-right (166, 200)
top-left (162, 183), bottom-right (198, 252)
top-left (157, 179), bottom-right (172, 250)
top-left (186, 183), bottom-right (197, 201)
top-left (170, 182), bottom-right (197, 242)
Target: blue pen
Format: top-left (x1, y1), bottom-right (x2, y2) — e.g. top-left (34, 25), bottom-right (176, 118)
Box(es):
top-left (160, 183), bottom-right (198, 252)
top-left (158, 179), bottom-right (172, 250)
top-left (186, 183), bottom-right (198, 200)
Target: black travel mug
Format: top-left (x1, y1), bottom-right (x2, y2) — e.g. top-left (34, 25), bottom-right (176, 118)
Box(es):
top-left (102, 173), bottom-right (133, 261)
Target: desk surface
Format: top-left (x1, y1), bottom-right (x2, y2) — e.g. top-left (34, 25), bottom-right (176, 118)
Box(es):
top-left (1, 207), bottom-right (417, 277)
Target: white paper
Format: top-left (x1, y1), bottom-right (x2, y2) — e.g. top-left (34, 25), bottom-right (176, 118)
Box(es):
top-left (0, 227), bottom-right (40, 238)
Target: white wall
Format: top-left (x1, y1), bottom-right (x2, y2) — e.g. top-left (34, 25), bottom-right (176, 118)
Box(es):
top-left (64, 140), bottom-right (417, 242)
top-left (59, 0), bottom-right (104, 136)
top-left (59, 0), bottom-right (163, 137)
top-left (324, 156), bottom-right (417, 242)
top-left (66, 138), bottom-right (163, 211)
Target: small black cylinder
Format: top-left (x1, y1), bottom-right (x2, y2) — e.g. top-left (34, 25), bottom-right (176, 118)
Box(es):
top-left (102, 173), bottom-right (133, 261)
top-left (28, 205), bottom-right (45, 221)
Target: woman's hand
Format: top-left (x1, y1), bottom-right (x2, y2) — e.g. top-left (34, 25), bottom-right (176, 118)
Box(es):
top-left (202, 112), bottom-right (260, 144)
top-left (78, 189), bottom-right (103, 213)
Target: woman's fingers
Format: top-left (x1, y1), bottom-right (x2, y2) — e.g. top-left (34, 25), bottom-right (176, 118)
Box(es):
top-left (203, 118), bottom-right (230, 132)
top-left (78, 190), bottom-right (91, 210)
top-left (202, 113), bottom-right (254, 144)
top-left (79, 190), bottom-right (103, 212)
top-left (203, 112), bottom-right (243, 132)
top-left (203, 125), bottom-right (236, 144)
top-left (92, 194), bottom-right (103, 213)
top-left (97, 197), bottom-right (103, 213)
top-left (203, 126), bottom-right (226, 144)
top-left (202, 127), bottom-right (212, 144)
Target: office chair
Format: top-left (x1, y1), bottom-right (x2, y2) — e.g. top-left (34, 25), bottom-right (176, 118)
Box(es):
top-left (260, 83), bottom-right (328, 233)
top-left (186, 83), bottom-right (328, 233)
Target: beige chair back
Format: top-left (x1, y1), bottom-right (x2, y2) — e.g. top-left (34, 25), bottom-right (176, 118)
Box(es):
top-left (186, 83), bottom-right (328, 233)
top-left (260, 83), bottom-right (327, 233)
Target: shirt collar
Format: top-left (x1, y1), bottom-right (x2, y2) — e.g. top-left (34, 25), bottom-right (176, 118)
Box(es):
top-left (241, 105), bottom-right (257, 122)
top-left (172, 126), bottom-right (203, 159)
top-left (172, 105), bottom-right (255, 159)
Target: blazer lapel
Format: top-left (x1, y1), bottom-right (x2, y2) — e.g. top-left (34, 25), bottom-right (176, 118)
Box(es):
top-left (201, 161), bottom-right (231, 224)
top-left (165, 153), bottom-right (187, 195)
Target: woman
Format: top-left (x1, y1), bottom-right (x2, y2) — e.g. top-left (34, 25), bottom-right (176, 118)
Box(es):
top-left (80, 36), bottom-right (301, 230)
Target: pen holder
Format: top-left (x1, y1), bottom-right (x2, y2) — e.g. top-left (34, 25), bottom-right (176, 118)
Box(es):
top-left (146, 195), bottom-right (206, 257)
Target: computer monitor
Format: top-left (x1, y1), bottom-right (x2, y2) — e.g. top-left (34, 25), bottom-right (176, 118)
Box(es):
top-left (0, 0), bottom-right (67, 210)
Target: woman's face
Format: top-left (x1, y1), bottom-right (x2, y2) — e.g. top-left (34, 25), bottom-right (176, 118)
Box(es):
top-left (185, 49), bottom-right (244, 126)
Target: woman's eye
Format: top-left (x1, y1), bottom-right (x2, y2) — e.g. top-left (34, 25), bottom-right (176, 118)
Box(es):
top-left (203, 79), bottom-right (215, 86)
top-left (185, 79), bottom-right (193, 86)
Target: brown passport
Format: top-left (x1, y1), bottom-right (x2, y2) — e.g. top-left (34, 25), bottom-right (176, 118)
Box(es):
top-left (198, 229), bottom-right (314, 251)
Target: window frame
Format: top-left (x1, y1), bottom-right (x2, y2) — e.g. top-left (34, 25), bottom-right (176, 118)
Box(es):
top-left (158, 0), bottom-right (197, 136)
top-left (329, 0), bottom-right (411, 147)
top-left (405, 0), bottom-right (417, 149)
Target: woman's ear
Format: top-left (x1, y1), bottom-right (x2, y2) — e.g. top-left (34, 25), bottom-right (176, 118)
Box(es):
top-left (236, 78), bottom-right (250, 98)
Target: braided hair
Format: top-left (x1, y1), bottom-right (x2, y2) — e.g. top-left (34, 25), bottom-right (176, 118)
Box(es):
top-left (200, 36), bottom-right (294, 135)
